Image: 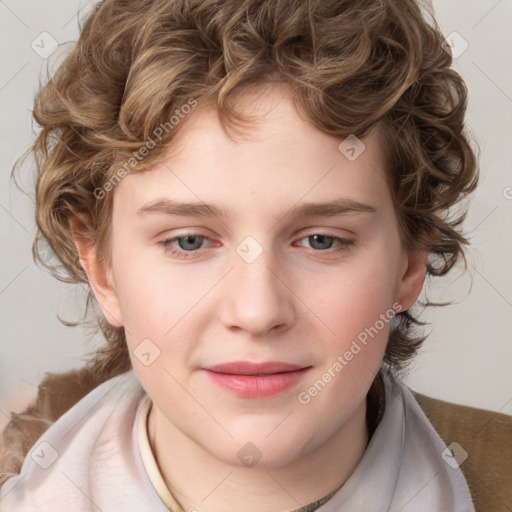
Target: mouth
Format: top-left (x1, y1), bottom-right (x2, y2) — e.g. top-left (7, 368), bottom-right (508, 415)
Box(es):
top-left (202, 361), bottom-right (312, 398)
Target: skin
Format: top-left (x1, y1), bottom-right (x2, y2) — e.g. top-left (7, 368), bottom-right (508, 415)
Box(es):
top-left (72, 83), bottom-right (428, 512)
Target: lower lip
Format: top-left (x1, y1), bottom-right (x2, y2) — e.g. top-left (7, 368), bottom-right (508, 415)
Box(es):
top-left (204, 368), bottom-right (311, 398)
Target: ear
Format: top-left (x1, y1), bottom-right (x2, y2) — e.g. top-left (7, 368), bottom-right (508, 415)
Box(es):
top-left (394, 225), bottom-right (437, 311)
top-left (70, 216), bottom-right (124, 327)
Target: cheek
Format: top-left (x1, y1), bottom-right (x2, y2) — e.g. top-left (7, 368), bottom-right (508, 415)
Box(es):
top-left (109, 239), bottom-right (173, 337)
top-left (297, 253), bottom-right (398, 411)
top-left (110, 245), bottom-right (212, 366)
top-left (315, 247), bottom-right (399, 334)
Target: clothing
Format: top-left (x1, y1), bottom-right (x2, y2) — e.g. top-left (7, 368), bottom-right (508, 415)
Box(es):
top-left (137, 396), bottom-right (341, 512)
top-left (0, 368), bottom-right (475, 511)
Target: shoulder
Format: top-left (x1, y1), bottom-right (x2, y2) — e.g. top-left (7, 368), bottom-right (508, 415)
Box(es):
top-left (411, 390), bottom-right (512, 512)
top-left (0, 370), bottom-right (150, 510)
top-left (0, 368), bottom-right (142, 487)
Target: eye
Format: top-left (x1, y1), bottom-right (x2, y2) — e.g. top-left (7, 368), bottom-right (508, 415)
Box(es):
top-left (159, 234), bottom-right (212, 259)
top-left (295, 234), bottom-right (355, 253)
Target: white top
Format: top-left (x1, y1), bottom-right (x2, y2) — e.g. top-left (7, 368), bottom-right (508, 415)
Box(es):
top-left (0, 368), bottom-right (476, 511)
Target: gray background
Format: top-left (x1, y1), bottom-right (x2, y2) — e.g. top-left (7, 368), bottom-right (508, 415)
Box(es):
top-left (1, 0), bottom-right (511, 435)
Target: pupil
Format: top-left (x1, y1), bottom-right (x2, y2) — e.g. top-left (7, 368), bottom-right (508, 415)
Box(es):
top-left (311, 235), bottom-right (331, 250)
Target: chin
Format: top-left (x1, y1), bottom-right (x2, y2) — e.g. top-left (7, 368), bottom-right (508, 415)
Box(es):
top-left (200, 429), bottom-right (313, 469)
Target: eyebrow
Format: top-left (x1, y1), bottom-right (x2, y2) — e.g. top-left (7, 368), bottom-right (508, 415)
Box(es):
top-left (136, 197), bottom-right (377, 219)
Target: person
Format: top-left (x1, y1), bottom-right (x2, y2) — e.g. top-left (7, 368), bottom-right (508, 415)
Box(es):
top-left (1, 0), bottom-right (509, 510)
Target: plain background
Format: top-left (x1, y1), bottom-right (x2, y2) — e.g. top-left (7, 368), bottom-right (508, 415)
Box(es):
top-left (1, 0), bottom-right (511, 436)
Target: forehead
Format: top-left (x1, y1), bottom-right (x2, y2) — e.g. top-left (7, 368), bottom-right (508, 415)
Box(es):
top-left (114, 85), bottom-right (392, 221)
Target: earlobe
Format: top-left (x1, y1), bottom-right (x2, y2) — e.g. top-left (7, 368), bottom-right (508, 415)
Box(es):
top-left (70, 217), bottom-right (124, 328)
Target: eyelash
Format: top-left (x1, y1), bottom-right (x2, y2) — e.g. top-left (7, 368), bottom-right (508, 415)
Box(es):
top-left (159, 233), bottom-right (355, 260)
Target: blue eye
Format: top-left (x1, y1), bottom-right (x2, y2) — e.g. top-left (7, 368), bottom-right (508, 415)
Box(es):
top-left (298, 234), bottom-right (354, 251)
top-left (159, 233), bottom-right (355, 260)
top-left (160, 235), bottom-right (209, 259)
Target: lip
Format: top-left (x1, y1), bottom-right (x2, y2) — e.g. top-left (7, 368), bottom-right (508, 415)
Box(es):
top-left (203, 361), bottom-right (312, 398)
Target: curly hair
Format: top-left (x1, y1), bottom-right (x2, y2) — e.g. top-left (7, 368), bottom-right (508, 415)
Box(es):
top-left (12, 0), bottom-right (479, 385)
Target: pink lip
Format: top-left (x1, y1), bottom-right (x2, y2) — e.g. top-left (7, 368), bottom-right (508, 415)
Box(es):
top-left (203, 361), bottom-right (312, 398)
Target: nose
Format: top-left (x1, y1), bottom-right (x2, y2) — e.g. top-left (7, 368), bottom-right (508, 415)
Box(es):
top-left (219, 239), bottom-right (296, 338)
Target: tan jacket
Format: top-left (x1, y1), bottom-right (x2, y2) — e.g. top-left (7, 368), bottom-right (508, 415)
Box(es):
top-left (1, 368), bottom-right (511, 511)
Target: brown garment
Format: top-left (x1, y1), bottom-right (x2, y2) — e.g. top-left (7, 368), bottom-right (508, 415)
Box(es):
top-left (410, 390), bottom-right (512, 512)
top-left (0, 368), bottom-right (105, 486)
top-left (1, 368), bottom-right (511, 512)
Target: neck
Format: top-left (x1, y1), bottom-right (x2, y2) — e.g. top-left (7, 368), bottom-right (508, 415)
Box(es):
top-left (147, 397), bottom-right (369, 512)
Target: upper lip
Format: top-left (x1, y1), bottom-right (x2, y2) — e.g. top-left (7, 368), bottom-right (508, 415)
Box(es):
top-left (204, 361), bottom-right (309, 375)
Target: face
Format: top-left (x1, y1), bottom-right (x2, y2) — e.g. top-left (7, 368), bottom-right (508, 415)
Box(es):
top-left (85, 84), bottom-right (425, 469)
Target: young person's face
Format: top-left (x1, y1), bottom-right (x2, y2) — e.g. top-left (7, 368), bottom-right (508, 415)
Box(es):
top-left (83, 84), bottom-right (426, 469)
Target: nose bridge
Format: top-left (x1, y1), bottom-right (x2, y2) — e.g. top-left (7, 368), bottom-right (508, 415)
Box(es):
top-left (221, 234), bottom-right (294, 334)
